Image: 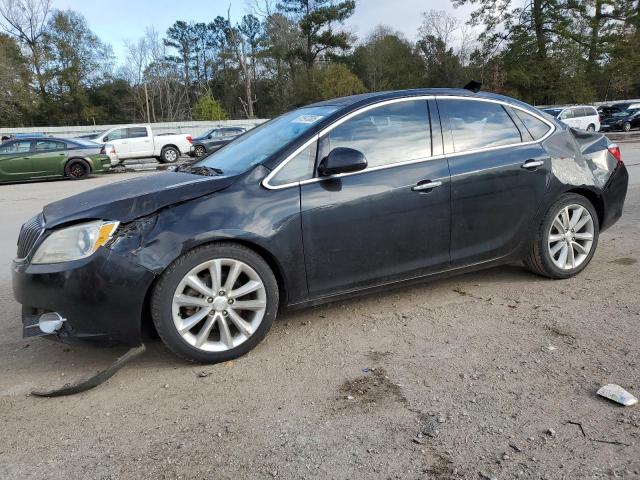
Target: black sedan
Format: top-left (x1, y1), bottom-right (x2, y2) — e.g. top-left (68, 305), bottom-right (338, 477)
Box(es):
top-left (12, 89), bottom-right (628, 363)
top-left (600, 109), bottom-right (640, 132)
top-left (189, 127), bottom-right (247, 158)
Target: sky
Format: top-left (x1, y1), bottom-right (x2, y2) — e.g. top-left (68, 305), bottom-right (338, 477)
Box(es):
top-left (51, 0), bottom-right (474, 63)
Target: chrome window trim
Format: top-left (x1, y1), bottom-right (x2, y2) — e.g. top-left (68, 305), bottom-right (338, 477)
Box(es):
top-left (262, 94), bottom-right (556, 191)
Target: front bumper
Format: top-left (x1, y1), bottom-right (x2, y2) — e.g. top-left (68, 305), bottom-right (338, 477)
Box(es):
top-left (600, 164), bottom-right (629, 231)
top-left (12, 248), bottom-right (156, 346)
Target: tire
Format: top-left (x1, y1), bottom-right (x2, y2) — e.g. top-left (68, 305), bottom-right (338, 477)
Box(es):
top-left (151, 243), bottom-right (279, 363)
top-left (623, 122), bottom-right (631, 132)
top-left (160, 146), bottom-right (180, 163)
top-left (193, 145), bottom-right (206, 158)
top-left (525, 193), bottom-right (599, 279)
top-left (64, 158), bottom-right (90, 180)
top-left (586, 124), bottom-right (595, 132)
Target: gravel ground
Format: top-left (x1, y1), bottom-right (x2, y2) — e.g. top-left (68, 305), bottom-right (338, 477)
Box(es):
top-left (0, 145), bottom-right (639, 480)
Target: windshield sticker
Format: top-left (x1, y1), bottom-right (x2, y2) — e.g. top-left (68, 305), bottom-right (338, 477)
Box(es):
top-left (292, 115), bottom-right (324, 124)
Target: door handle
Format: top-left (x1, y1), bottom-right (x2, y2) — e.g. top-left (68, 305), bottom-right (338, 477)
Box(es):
top-left (412, 180), bottom-right (442, 192)
top-left (521, 159), bottom-right (544, 170)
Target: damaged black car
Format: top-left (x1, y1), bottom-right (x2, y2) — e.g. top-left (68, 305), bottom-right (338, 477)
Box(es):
top-left (12, 89), bottom-right (629, 363)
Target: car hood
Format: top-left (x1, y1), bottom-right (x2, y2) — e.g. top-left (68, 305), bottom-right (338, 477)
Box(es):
top-left (42, 172), bottom-right (236, 228)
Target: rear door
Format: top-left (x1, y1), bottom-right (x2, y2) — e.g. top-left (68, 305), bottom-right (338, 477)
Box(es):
top-left (0, 140), bottom-right (35, 181)
top-left (439, 97), bottom-right (553, 266)
top-left (30, 139), bottom-right (68, 177)
top-left (299, 98), bottom-right (451, 297)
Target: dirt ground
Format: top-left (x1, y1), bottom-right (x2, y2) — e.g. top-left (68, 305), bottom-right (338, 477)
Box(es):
top-left (0, 145), bottom-right (639, 480)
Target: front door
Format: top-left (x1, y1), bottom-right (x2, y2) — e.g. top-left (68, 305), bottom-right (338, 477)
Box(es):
top-left (438, 97), bottom-right (552, 266)
top-left (300, 98), bottom-right (451, 298)
top-left (0, 140), bottom-right (35, 182)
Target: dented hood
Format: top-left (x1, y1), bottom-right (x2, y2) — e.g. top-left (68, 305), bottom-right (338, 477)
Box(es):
top-left (43, 172), bottom-right (235, 228)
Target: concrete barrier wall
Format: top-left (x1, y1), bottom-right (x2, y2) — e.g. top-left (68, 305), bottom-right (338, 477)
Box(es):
top-left (0, 119), bottom-right (268, 139)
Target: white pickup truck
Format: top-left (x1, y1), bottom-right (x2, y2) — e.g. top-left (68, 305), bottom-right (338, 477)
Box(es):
top-left (90, 125), bottom-right (193, 164)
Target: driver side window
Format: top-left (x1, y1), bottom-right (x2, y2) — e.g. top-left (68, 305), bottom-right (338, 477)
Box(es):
top-left (106, 129), bottom-right (127, 141)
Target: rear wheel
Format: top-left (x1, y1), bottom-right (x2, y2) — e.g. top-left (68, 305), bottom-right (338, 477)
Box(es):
top-left (64, 159), bottom-right (90, 180)
top-left (160, 146), bottom-right (180, 163)
top-left (525, 193), bottom-right (599, 279)
top-left (151, 243), bottom-right (279, 363)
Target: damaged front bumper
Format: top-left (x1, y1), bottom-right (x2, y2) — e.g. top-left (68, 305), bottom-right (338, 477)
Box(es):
top-left (12, 248), bottom-right (156, 346)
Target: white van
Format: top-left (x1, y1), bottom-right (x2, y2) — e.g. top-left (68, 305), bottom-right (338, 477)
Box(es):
top-left (543, 106), bottom-right (600, 132)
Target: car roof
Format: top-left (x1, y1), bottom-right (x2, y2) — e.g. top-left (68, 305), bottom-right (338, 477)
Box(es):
top-left (305, 88), bottom-right (546, 116)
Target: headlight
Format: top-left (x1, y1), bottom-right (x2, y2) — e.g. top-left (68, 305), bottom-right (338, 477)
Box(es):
top-left (32, 220), bottom-right (119, 264)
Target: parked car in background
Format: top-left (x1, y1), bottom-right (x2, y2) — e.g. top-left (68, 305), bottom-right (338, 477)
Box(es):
top-left (12, 89), bottom-right (628, 363)
top-left (543, 105), bottom-right (600, 131)
top-left (89, 125), bottom-right (193, 163)
top-left (189, 127), bottom-right (247, 158)
top-left (600, 109), bottom-right (640, 132)
top-left (0, 137), bottom-right (111, 183)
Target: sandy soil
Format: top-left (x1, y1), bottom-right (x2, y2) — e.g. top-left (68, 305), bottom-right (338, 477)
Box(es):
top-left (0, 146), bottom-right (639, 479)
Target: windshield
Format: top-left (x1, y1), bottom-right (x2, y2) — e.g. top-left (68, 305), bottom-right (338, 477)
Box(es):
top-left (543, 108), bottom-right (562, 118)
top-left (196, 106), bottom-right (337, 175)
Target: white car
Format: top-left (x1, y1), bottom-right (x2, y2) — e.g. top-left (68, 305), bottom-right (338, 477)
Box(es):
top-left (543, 105), bottom-right (600, 132)
top-left (90, 125), bottom-right (193, 164)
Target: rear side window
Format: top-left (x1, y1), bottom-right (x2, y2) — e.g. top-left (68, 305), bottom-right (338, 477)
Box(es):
top-left (574, 108), bottom-right (586, 117)
top-left (35, 140), bottom-right (65, 151)
top-left (325, 100), bottom-right (431, 168)
top-left (127, 127), bottom-right (148, 138)
top-left (514, 109), bottom-right (551, 140)
top-left (586, 107), bottom-right (598, 116)
top-left (440, 99), bottom-right (522, 152)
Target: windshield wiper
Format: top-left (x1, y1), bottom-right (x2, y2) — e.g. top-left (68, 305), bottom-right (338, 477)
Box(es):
top-left (175, 165), bottom-right (224, 176)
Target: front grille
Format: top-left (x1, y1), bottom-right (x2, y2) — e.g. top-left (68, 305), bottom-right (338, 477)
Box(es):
top-left (17, 213), bottom-right (44, 259)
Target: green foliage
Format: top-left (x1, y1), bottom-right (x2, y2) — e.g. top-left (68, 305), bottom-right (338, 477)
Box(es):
top-left (316, 63), bottom-right (366, 99)
top-left (192, 92), bottom-right (228, 121)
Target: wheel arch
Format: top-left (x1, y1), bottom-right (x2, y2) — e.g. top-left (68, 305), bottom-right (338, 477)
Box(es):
top-left (161, 144), bottom-right (180, 153)
top-left (564, 187), bottom-right (604, 226)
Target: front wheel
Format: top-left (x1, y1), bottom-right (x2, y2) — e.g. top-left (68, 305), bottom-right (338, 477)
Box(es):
top-left (525, 193), bottom-right (599, 279)
top-left (193, 145), bottom-right (206, 158)
top-left (623, 122), bottom-right (632, 132)
top-left (586, 124), bottom-right (595, 132)
top-left (151, 243), bottom-right (279, 363)
top-left (160, 146), bottom-right (180, 163)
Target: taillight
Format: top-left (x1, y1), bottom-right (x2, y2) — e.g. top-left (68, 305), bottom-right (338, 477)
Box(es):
top-left (110, 146), bottom-right (116, 154)
top-left (187, 135), bottom-right (193, 144)
top-left (99, 145), bottom-right (105, 154)
top-left (608, 143), bottom-right (622, 165)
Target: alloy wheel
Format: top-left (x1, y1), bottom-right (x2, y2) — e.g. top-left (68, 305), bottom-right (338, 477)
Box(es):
top-left (194, 146), bottom-right (206, 157)
top-left (69, 163), bottom-right (87, 178)
top-left (164, 149), bottom-right (178, 162)
top-left (624, 122), bottom-right (631, 132)
top-left (171, 258), bottom-right (267, 352)
top-left (547, 204), bottom-right (594, 270)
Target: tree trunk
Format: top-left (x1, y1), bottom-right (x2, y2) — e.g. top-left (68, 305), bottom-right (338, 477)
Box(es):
top-left (586, 0), bottom-right (602, 74)
top-left (532, 0), bottom-right (547, 59)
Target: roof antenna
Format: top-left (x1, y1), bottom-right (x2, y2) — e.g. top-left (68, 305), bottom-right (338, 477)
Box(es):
top-left (464, 80), bottom-right (482, 93)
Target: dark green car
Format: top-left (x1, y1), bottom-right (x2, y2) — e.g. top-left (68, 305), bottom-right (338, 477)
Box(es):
top-left (0, 137), bottom-right (112, 184)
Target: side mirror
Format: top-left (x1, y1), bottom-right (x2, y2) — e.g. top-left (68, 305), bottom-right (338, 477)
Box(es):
top-left (207, 135), bottom-right (212, 139)
top-left (103, 136), bottom-right (109, 142)
top-left (318, 147), bottom-right (367, 176)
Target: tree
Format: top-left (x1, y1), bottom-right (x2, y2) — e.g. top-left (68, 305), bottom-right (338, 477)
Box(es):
top-left (353, 26), bottom-right (425, 91)
top-left (316, 63), bottom-right (365, 98)
top-left (43, 9), bottom-right (114, 124)
top-left (0, 33), bottom-right (33, 125)
top-left (164, 20), bottom-right (196, 115)
top-left (0, 0), bottom-right (51, 106)
top-left (277, 0), bottom-right (355, 69)
top-left (192, 91), bottom-right (228, 120)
